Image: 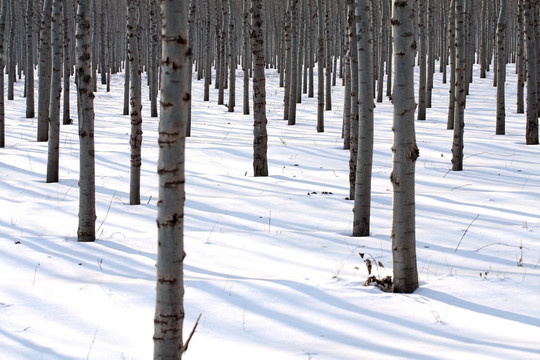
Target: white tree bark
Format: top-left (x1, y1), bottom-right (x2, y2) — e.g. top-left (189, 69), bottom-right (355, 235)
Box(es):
top-left (391, 0), bottom-right (419, 293)
top-left (76, 0), bottom-right (96, 242)
top-left (495, 0), bottom-right (506, 135)
top-left (37, 0), bottom-right (53, 141)
top-left (153, 0), bottom-right (190, 358)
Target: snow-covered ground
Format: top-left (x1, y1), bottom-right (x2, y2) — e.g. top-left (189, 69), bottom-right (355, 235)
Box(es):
top-left (1, 61), bottom-right (539, 360)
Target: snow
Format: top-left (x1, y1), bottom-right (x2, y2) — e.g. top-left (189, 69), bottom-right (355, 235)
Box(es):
top-left (1, 62), bottom-right (539, 360)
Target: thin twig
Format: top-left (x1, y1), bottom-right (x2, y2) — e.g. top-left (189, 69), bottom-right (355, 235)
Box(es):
top-left (474, 242), bottom-right (526, 253)
top-left (96, 190), bottom-right (116, 235)
top-left (183, 313), bottom-right (202, 352)
top-left (455, 214), bottom-right (479, 252)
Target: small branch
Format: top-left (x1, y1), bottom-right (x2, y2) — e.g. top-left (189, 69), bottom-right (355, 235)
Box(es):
top-left (455, 214), bottom-right (479, 252)
top-left (474, 242), bottom-right (527, 253)
top-left (183, 313), bottom-right (202, 353)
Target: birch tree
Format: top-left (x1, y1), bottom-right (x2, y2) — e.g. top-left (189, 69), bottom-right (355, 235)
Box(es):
top-left (127, 0), bottom-right (143, 205)
top-left (495, 0), bottom-right (506, 135)
top-left (76, 0), bottom-right (96, 243)
top-left (391, 0), bottom-right (419, 293)
top-left (524, 0), bottom-right (538, 145)
top-left (352, 0), bottom-right (374, 237)
top-left (46, 0), bottom-right (63, 183)
top-left (251, 0), bottom-right (269, 177)
top-left (452, 0), bottom-right (466, 171)
top-left (0, 0), bottom-right (6, 148)
top-left (37, 0), bottom-right (53, 142)
top-left (25, 0), bottom-right (35, 119)
top-left (153, 0), bottom-right (190, 356)
top-left (316, 0), bottom-right (324, 132)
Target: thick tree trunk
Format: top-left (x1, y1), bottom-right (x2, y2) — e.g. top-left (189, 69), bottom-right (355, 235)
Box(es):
top-left (352, 0), bottom-right (374, 237)
top-left (127, 0), bottom-right (142, 205)
top-left (46, 0), bottom-right (63, 183)
top-left (153, 0), bottom-right (189, 357)
top-left (391, 0), bottom-right (419, 294)
top-left (76, 0), bottom-right (96, 243)
top-left (251, 0), bottom-right (269, 177)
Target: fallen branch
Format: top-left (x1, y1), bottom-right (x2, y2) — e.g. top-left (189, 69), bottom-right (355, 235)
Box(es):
top-left (455, 214), bottom-right (479, 252)
top-left (183, 313), bottom-right (202, 353)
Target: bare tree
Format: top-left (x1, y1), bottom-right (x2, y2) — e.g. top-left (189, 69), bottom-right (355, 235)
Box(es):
top-left (391, 0), bottom-right (419, 294)
top-left (495, 0), bottom-right (506, 135)
top-left (127, 0), bottom-right (142, 205)
top-left (153, 0), bottom-right (190, 357)
top-left (25, 0), bottom-right (35, 119)
top-left (352, 0), bottom-right (374, 237)
top-left (251, 0), bottom-right (269, 177)
top-left (452, 0), bottom-right (467, 171)
top-left (37, 0), bottom-right (53, 142)
top-left (524, 0), bottom-right (538, 145)
top-left (46, 0), bottom-right (63, 183)
top-left (76, 0), bottom-right (96, 243)
top-left (0, 0), bottom-right (6, 148)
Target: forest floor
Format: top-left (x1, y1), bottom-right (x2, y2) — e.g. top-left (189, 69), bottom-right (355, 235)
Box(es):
top-left (1, 62), bottom-right (539, 359)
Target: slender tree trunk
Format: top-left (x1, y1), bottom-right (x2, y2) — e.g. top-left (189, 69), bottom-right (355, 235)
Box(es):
top-left (324, 0), bottom-right (331, 111)
top-left (517, 0), bottom-right (525, 114)
top-left (46, 0), bottom-right (63, 183)
top-left (149, 0), bottom-right (159, 118)
top-left (391, 0), bottom-right (419, 294)
top-left (242, 0), bottom-right (250, 115)
top-left (227, 0), bottom-right (235, 112)
top-left (62, 0), bottom-right (71, 125)
top-left (25, 0), bottom-right (35, 119)
top-left (479, 0), bottom-right (487, 78)
top-left (452, 0), bottom-right (466, 171)
top-left (495, 0), bottom-right (506, 135)
top-left (251, 0), bottom-right (268, 177)
top-left (316, 0), bottom-right (324, 132)
top-left (352, 0), bottom-right (374, 237)
top-left (127, 0), bottom-right (142, 205)
top-left (447, 0), bottom-right (456, 129)
top-left (153, 0), bottom-right (189, 357)
top-left (76, 0), bottom-right (96, 243)
top-left (37, 0), bottom-right (53, 141)
top-left (123, 33), bottom-right (130, 115)
top-left (7, 0), bottom-right (13, 101)
top-left (525, 0), bottom-right (538, 144)
top-left (347, 0), bottom-right (359, 199)
top-left (0, 0), bottom-right (6, 148)
top-left (417, 2), bottom-right (427, 120)
top-left (288, 0), bottom-right (298, 125)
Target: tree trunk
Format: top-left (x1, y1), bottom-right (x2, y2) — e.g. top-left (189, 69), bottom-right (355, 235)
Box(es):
top-left (516, 0), bottom-right (525, 114)
top-left (242, 0), bottom-right (250, 115)
top-left (524, 0), bottom-right (538, 144)
top-left (127, 0), bottom-right (142, 205)
top-left (7, 0), bottom-right (13, 101)
top-left (347, 0), bottom-right (359, 200)
top-left (452, 0), bottom-right (466, 171)
top-left (0, 0), bottom-right (6, 148)
top-left (495, 0), bottom-right (506, 135)
top-left (25, 0), bottom-right (35, 119)
top-left (63, 0), bottom-right (71, 125)
top-left (391, 0), bottom-right (419, 294)
top-left (447, 0), bottom-right (456, 130)
top-left (316, 0), bottom-right (324, 132)
top-left (417, 2), bottom-right (427, 120)
top-left (352, 0), bottom-right (374, 236)
top-left (251, 0), bottom-right (268, 177)
top-left (37, 0), bottom-right (53, 141)
top-left (153, 0), bottom-right (189, 357)
top-left (288, 0), bottom-right (298, 125)
top-left (46, 0), bottom-right (63, 183)
top-left (76, 0), bottom-right (96, 243)
top-left (227, 0), bottom-right (235, 112)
